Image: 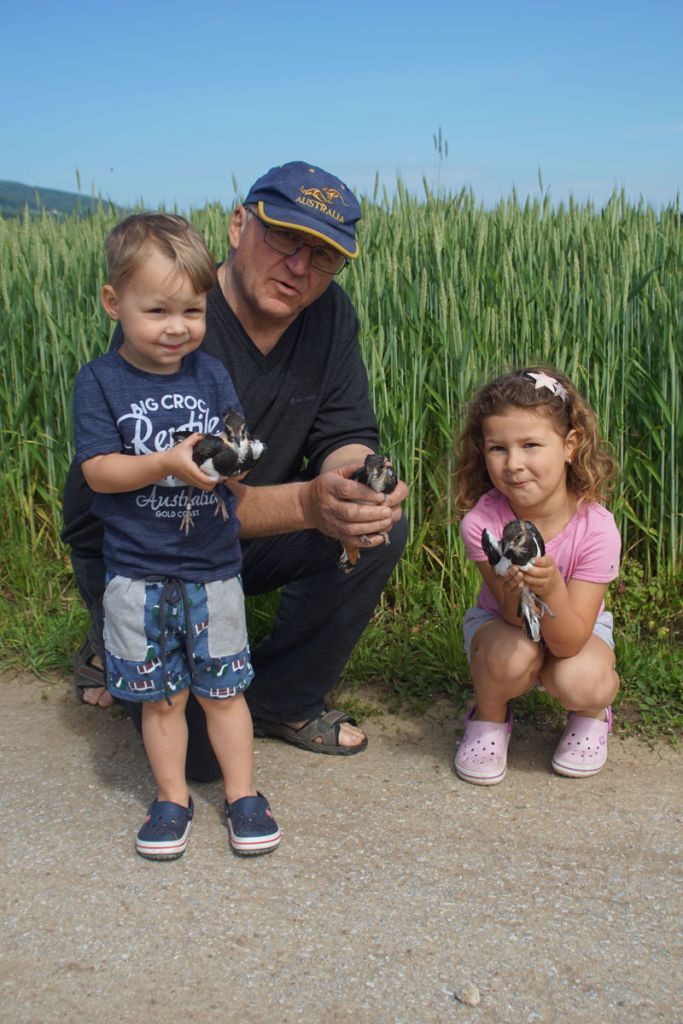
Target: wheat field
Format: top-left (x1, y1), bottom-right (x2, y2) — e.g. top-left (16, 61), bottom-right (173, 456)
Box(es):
top-left (1, 188), bottom-right (680, 608)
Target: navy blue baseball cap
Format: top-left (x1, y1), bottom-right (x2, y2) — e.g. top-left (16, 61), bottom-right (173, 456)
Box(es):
top-left (243, 161), bottom-right (361, 259)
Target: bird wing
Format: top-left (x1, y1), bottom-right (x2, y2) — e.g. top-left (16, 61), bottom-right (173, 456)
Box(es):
top-left (481, 528), bottom-right (503, 567)
top-left (350, 464), bottom-right (369, 486)
top-left (211, 446), bottom-right (242, 477)
top-left (173, 429), bottom-right (200, 445)
top-left (191, 436), bottom-right (227, 462)
top-left (524, 520), bottom-right (546, 558)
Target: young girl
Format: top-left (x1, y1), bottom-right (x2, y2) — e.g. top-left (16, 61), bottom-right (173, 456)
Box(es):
top-left (453, 367), bottom-right (620, 785)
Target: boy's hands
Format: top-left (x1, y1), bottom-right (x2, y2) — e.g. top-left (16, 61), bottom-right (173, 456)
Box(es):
top-left (161, 434), bottom-right (218, 490)
top-left (83, 434), bottom-right (232, 495)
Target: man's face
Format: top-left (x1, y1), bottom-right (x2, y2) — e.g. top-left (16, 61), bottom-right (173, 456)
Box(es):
top-left (227, 206), bottom-right (337, 328)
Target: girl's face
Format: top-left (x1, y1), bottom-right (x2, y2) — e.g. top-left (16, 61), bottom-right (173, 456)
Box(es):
top-left (482, 406), bottom-right (577, 515)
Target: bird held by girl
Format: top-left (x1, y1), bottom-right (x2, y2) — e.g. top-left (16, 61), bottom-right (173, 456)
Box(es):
top-left (481, 518), bottom-right (556, 642)
top-left (452, 367), bottom-right (621, 785)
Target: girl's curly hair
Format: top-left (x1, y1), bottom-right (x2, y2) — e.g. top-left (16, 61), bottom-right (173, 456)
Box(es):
top-left (452, 365), bottom-right (618, 514)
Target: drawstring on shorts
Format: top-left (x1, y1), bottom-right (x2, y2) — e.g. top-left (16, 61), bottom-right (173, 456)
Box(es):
top-left (149, 577), bottom-right (198, 704)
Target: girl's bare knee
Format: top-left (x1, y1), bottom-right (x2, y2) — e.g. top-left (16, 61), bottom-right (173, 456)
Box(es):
top-left (543, 658), bottom-right (619, 710)
top-left (474, 644), bottom-right (541, 684)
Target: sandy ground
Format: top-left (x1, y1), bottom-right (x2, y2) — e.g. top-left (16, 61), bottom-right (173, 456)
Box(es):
top-left (1, 671), bottom-right (681, 1024)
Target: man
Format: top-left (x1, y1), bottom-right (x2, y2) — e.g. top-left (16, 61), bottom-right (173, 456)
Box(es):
top-left (62, 161), bottom-right (408, 779)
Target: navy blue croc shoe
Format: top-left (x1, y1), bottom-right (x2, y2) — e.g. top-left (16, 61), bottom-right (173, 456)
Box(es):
top-left (136, 797), bottom-right (194, 860)
top-left (225, 792), bottom-right (281, 855)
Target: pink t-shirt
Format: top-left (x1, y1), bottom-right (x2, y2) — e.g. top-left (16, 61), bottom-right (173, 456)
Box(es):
top-left (461, 489), bottom-right (621, 614)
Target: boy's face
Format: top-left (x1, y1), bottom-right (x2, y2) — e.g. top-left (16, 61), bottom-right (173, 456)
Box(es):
top-left (102, 248), bottom-right (207, 374)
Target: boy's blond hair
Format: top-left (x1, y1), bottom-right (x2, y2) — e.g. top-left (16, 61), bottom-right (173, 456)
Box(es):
top-left (105, 213), bottom-right (217, 294)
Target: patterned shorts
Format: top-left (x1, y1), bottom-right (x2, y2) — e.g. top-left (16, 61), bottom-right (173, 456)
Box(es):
top-left (103, 575), bottom-right (253, 703)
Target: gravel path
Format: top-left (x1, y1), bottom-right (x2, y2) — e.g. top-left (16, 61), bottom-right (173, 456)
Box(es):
top-left (1, 673), bottom-right (681, 1024)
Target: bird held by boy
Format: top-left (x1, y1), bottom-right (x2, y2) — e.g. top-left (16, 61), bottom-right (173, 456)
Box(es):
top-left (339, 454), bottom-right (398, 573)
top-left (481, 518), bottom-right (556, 642)
top-left (174, 409), bottom-right (265, 534)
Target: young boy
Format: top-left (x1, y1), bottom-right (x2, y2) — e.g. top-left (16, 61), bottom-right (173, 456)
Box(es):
top-left (73, 213), bottom-right (280, 859)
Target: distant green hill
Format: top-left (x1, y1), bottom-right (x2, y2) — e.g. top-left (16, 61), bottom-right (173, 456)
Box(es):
top-left (0, 180), bottom-right (123, 218)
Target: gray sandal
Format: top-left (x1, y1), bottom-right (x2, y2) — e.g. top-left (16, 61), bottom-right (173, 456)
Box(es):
top-left (252, 709), bottom-right (368, 756)
top-left (73, 638), bottom-right (106, 703)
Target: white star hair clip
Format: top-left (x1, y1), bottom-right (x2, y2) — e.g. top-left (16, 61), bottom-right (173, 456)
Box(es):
top-left (524, 371), bottom-right (568, 401)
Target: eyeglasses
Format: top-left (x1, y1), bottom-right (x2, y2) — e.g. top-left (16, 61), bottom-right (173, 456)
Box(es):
top-left (249, 211), bottom-right (348, 275)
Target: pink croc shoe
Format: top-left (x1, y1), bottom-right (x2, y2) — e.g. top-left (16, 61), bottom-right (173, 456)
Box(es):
top-left (552, 706), bottom-right (613, 778)
top-left (454, 706), bottom-right (513, 786)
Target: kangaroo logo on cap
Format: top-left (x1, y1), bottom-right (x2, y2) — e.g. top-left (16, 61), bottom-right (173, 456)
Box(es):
top-left (299, 185), bottom-right (349, 207)
top-left (296, 184), bottom-right (349, 222)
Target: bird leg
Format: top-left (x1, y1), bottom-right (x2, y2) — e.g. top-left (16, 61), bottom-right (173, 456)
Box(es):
top-left (180, 488), bottom-right (196, 535)
top-left (359, 531), bottom-right (391, 546)
top-left (338, 531), bottom-right (391, 574)
top-left (338, 545), bottom-right (359, 573)
top-left (530, 592), bottom-right (556, 620)
top-left (518, 587), bottom-right (556, 642)
top-left (212, 494), bottom-right (229, 522)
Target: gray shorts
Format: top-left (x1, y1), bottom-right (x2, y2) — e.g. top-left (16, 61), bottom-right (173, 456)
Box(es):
top-left (462, 607), bottom-right (615, 661)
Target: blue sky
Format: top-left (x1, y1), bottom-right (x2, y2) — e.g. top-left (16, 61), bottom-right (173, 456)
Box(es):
top-left (3, 0), bottom-right (681, 210)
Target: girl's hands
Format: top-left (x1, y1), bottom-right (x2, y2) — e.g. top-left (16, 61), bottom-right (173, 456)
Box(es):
top-left (500, 555), bottom-right (563, 599)
top-left (518, 555), bottom-right (563, 598)
top-left (501, 565), bottom-right (525, 597)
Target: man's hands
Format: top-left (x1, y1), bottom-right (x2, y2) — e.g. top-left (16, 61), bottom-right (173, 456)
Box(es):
top-left (300, 462), bottom-right (408, 547)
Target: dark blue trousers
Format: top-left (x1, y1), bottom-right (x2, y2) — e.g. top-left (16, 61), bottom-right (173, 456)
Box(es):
top-left (71, 517), bottom-right (407, 782)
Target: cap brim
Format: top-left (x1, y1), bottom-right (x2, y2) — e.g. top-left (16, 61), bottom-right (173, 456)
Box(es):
top-left (255, 200), bottom-right (359, 259)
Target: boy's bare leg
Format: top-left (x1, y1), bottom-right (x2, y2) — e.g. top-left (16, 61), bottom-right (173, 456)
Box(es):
top-left (196, 693), bottom-right (256, 805)
top-left (141, 689), bottom-right (191, 806)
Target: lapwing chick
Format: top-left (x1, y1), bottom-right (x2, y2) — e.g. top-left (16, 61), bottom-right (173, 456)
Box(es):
top-left (175, 409), bottom-right (265, 534)
top-left (481, 518), bottom-right (556, 642)
top-left (339, 454), bottom-right (398, 573)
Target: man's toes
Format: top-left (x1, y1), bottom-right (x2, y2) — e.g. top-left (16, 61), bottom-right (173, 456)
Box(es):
top-left (80, 686), bottom-right (113, 708)
top-left (337, 722), bottom-right (366, 748)
top-left (81, 687), bottom-right (102, 706)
